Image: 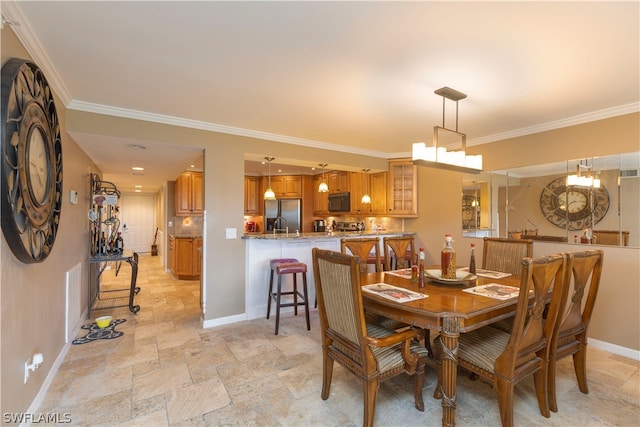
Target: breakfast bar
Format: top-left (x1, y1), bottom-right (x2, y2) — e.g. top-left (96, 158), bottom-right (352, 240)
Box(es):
top-left (243, 230), bottom-right (415, 319)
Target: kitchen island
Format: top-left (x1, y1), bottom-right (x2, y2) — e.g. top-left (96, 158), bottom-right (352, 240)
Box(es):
top-left (243, 230), bottom-right (415, 319)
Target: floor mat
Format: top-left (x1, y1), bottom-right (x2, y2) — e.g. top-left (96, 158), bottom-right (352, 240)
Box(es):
top-left (72, 319), bottom-right (126, 344)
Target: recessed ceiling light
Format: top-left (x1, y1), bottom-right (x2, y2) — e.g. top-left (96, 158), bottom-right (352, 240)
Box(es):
top-left (190, 164), bottom-right (195, 168)
top-left (132, 166), bottom-right (144, 171)
top-left (128, 144), bottom-right (147, 150)
top-left (134, 189), bottom-right (142, 193)
top-left (135, 185), bottom-right (143, 188)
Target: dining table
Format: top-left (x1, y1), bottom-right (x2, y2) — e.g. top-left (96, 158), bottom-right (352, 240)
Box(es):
top-left (361, 267), bottom-right (522, 427)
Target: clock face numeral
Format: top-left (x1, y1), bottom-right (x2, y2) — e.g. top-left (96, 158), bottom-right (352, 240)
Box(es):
top-left (1, 59), bottom-right (62, 263)
top-left (539, 176), bottom-right (609, 231)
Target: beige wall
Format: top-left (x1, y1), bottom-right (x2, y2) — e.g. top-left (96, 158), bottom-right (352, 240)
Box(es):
top-left (1, 28), bottom-right (99, 415)
top-left (2, 23), bottom-right (638, 417)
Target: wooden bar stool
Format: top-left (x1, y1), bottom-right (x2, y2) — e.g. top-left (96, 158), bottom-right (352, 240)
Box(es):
top-left (267, 258), bottom-right (311, 335)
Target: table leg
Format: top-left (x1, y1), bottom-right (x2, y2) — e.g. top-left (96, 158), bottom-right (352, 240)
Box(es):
top-left (439, 316), bottom-right (459, 427)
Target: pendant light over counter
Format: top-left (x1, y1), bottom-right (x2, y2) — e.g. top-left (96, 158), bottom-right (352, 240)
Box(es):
top-left (361, 168), bottom-right (371, 204)
top-left (263, 156), bottom-right (276, 200)
top-left (318, 163), bottom-right (329, 193)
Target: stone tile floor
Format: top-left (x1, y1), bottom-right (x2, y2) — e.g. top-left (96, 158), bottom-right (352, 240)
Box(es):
top-left (37, 255), bottom-right (639, 426)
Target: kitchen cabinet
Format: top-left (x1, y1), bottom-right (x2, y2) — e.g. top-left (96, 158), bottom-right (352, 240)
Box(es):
top-left (264, 175), bottom-right (302, 198)
top-left (175, 172), bottom-right (203, 216)
top-left (387, 159), bottom-right (418, 217)
top-left (244, 175), bottom-right (261, 214)
top-left (172, 236), bottom-right (202, 280)
top-left (349, 171), bottom-right (388, 216)
top-left (370, 171), bottom-right (388, 215)
top-left (328, 171), bottom-right (350, 194)
top-left (313, 174), bottom-right (329, 215)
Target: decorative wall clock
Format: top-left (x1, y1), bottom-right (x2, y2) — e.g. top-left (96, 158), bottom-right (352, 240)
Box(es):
top-left (1, 58), bottom-right (63, 263)
top-left (539, 176), bottom-right (609, 231)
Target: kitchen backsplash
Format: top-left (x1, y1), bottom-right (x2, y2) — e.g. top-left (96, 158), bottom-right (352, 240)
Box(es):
top-left (171, 216), bottom-right (203, 235)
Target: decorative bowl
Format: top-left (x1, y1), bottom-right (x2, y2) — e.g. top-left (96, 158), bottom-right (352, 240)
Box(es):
top-left (95, 315), bottom-right (113, 328)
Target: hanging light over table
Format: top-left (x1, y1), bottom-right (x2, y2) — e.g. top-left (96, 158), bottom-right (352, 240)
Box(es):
top-left (412, 86), bottom-right (483, 174)
top-left (263, 157), bottom-right (276, 200)
top-left (566, 159), bottom-right (601, 188)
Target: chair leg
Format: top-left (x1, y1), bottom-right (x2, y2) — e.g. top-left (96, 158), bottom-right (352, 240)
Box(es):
top-left (548, 356), bottom-right (559, 412)
top-left (321, 351), bottom-right (334, 400)
top-left (293, 273), bottom-right (298, 316)
top-left (266, 269), bottom-right (274, 319)
top-left (533, 363), bottom-right (550, 418)
top-left (275, 274), bottom-right (283, 335)
top-left (414, 363), bottom-right (425, 411)
top-left (363, 378), bottom-right (379, 427)
top-left (424, 329), bottom-right (434, 358)
top-left (494, 376), bottom-right (516, 427)
top-left (573, 341), bottom-right (589, 394)
top-left (302, 272), bottom-right (310, 331)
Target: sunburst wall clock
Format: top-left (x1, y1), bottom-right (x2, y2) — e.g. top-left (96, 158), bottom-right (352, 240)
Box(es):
top-left (1, 58), bottom-right (63, 263)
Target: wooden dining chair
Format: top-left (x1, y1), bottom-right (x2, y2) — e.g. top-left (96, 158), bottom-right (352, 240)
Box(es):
top-left (341, 237), bottom-right (382, 274)
top-left (548, 250), bottom-right (604, 412)
top-left (311, 248), bottom-right (429, 427)
top-left (433, 253), bottom-right (570, 427)
top-left (383, 236), bottom-right (416, 271)
top-left (482, 237), bottom-right (533, 276)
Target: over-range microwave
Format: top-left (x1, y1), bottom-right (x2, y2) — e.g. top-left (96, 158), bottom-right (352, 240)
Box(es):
top-left (328, 192), bottom-right (350, 212)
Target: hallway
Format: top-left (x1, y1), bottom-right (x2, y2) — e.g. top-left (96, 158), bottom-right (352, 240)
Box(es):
top-left (36, 254), bottom-right (639, 426)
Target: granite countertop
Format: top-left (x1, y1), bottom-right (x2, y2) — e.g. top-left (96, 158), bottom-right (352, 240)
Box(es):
top-left (242, 230), bottom-right (415, 240)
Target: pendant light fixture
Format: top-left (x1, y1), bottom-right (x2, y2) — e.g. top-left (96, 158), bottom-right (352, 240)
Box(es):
top-left (318, 163), bottom-right (329, 193)
top-left (361, 168), bottom-right (371, 204)
top-left (566, 159), bottom-right (601, 188)
top-left (412, 86), bottom-right (483, 174)
top-left (263, 157), bottom-right (276, 200)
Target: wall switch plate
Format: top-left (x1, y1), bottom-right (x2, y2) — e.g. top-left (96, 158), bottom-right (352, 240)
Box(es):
top-left (225, 228), bottom-right (237, 239)
top-left (69, 190), bottom-right (78, 204)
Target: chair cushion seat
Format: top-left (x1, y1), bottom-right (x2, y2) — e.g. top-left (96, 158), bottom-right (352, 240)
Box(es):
top-left (276, 262), bottom-right (307, 274)
top-left (270, 258), bottom-right (299, 269)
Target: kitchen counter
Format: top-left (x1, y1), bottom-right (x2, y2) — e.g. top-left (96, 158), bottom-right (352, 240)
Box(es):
top-left (171, 234), bottom-right (203, 238)
top-left (242, 230), bottom-right (414, 239)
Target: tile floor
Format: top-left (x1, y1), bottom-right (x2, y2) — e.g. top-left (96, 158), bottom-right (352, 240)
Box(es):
top-left (37, 254), bottom-right (639, 426)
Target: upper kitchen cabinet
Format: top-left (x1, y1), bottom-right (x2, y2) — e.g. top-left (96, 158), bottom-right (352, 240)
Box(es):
top-left (350, 171), bottom-right (388, 216)
top-left (263, 175), bottom-right (302, 198)
top-left (175, 171), bottom-right (203, 216)
top-left (313, 174), bottom-right (329, 215)
top-left (387, 159), bottom-right (417, 217)
top-left (369, 171), bottom-right (388, 215)
top-left (244, 175), bottom-right (261, 215)
top-left (327, 171), bottom-right (350, 194)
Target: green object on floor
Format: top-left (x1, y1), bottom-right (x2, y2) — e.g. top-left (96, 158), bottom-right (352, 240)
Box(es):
top-left (72, 319), bottom-right (126, 344)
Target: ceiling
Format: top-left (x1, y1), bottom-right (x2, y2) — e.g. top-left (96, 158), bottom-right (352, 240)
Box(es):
top-left (3, 1), bottom-right (638, 193)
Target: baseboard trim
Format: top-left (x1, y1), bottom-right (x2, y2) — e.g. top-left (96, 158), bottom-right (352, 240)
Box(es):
top-left (589, 337), bottom-right (640, 361)
top-left (202, 313), bottom-right (248, 328)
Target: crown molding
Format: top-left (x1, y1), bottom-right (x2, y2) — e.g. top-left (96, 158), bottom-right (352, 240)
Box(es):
top-left (468, 102), bottom-right (640, 146)
top-left (68, 100), bottom-right (390, 159)
top-left (1, 2), bottom-right (72, 105)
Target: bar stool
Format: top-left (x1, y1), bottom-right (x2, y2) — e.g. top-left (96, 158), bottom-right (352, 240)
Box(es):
top-left (267, 258), bottom-right (311, 335)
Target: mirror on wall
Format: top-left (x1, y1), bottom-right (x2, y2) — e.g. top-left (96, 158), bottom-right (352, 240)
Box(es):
top-left (462, 172), bottom-right (497, 238)
top-left (464, 152), bottom-right (640, 247)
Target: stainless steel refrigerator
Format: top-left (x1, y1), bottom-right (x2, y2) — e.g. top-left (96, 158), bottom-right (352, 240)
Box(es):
top-left (264, 199), bottom-right (301, 233)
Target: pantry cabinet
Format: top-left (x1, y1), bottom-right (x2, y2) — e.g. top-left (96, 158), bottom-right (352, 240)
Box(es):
top-left (175, 172), bottom-right (203, 216)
